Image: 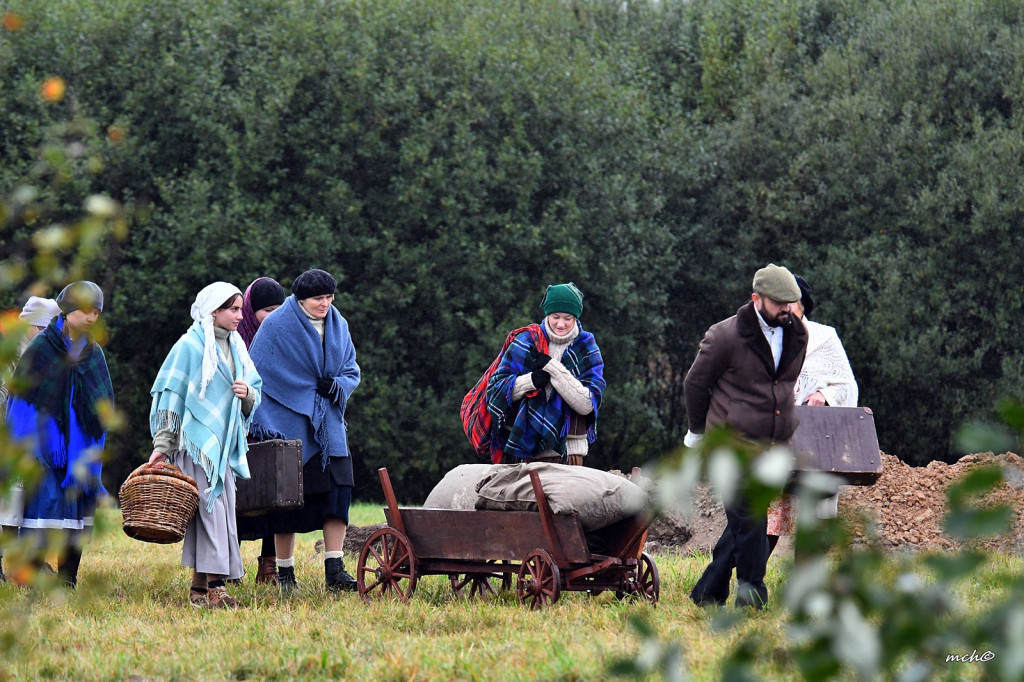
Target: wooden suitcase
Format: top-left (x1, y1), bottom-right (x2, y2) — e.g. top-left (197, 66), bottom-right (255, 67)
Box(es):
top-left (236, 439), bottom-right (304, 516)
top-left (790, 406), bottom-right (883, 485)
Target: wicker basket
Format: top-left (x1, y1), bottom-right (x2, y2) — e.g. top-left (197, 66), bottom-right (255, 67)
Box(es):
top-left (119, 462), bottom-right (199, 544)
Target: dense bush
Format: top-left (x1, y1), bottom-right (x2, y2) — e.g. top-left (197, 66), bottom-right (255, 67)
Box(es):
top-left (3, 0), bottom-right (1024, 500)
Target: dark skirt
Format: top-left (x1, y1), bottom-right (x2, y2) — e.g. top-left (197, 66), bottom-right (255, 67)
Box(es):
top-left (268, 456), bottom-right (353, 534)
top-left (236, 512), bottom-right (274, 542)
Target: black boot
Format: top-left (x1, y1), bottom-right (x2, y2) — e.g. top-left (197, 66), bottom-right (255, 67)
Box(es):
top-left (58, 547), bottom-right (82, 589)
top-left (278, 565), bottom-right (298, 595)
top-left (325, 557), bottom-right (357, 592)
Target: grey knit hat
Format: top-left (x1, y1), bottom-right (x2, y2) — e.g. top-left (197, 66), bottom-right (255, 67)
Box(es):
top-left (752, 264), bottom-right (801, 303)
top-left (56, 281), bottom-right (104, 314)
top-left (292, 269), bottom-right (337, 300)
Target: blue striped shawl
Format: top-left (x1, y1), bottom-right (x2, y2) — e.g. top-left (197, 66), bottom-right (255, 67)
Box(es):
top-left (485, 321), bottom-right (605, 460)
top-left (150, 322), bottom-right (262, 511)
top-left (247, 295), bottom-right (360, 468)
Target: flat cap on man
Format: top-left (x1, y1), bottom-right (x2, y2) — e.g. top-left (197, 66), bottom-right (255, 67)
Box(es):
top-left (752, 264), bottom-right (801, 303)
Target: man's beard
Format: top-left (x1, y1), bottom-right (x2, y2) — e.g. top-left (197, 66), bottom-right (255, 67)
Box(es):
top-left (757, 301), bottom-right (791, 328)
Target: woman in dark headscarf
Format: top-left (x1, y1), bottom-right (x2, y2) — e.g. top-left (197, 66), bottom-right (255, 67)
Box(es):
top-left (6, 281), bottom-right (113, 588)
top-left (248, 269), bottom-right (360, 593)
top-left (234, 276), bottom-right (286, 584)
top-left (238, 277), bottom-right (286, 348)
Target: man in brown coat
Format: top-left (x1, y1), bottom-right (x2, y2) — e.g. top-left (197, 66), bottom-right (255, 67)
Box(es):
top-left (685, 263), bottom-right (808, 609)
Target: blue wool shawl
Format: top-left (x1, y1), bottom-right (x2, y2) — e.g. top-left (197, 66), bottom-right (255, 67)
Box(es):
top-left (248, 295), bottom-right (360, 468)
top-left (150, 322), bottom-right (262, 511)
top-left (486, 320), bottom-right (605, 460)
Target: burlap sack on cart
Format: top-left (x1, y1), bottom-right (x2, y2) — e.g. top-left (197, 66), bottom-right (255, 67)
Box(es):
top-left (472, 462), bottom-right (649, 531)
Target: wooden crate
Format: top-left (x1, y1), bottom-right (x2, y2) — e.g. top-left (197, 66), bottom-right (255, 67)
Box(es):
top-left (790, 406), bottom-right (883, 485)
top-left (236, 439), bottom-right (304, 516)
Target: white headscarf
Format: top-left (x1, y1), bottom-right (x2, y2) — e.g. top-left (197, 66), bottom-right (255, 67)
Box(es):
top-left (191, 281), bottom-right (246, 399)
top-left (20, 296), bottom-right (61, 327)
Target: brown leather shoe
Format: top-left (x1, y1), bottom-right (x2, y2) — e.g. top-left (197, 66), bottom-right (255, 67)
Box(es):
top-left (256, 556), bottom-right (278, 584)
top-left (207, 585), bottom-right (241, 609)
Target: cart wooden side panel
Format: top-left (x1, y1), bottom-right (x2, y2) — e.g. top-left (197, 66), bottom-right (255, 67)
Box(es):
top-left (384, 507), bottom-right (590, 564)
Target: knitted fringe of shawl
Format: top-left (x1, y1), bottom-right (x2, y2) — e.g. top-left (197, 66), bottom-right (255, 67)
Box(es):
top-left (151, 408), bottom-right (219, 512)
top-left (248, 423), bottom-right (287, 442)
top-left (313, 393), bottom-right (332, 471)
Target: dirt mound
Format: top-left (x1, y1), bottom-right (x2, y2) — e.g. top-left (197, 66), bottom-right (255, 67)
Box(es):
top-left (650, 452), bottom-right (1024, 555)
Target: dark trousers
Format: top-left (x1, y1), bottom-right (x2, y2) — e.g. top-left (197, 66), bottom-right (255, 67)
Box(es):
top-left (690, 499), bottom-right (769, 608)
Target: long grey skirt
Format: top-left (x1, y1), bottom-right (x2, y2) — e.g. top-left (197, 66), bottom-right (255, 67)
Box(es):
top-left (172, 452), bottom-right (244, 580)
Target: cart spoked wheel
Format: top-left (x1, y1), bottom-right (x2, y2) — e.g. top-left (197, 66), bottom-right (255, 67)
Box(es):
top-left (450, 560), bottom-right (514, 600)
top-left (357, 527), bottom-right (418, 603)
top-left (516, 549), bottom-right (561, 610)
top-left (615, 552), bottom-right (660, 605)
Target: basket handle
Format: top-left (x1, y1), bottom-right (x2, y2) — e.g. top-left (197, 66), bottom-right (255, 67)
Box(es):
top-left (129, 461), bottom-right (182, 476)
top-left (125, 461), bottom-right (198, 487)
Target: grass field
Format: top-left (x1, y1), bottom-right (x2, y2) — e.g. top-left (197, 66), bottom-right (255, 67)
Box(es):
top-left (0, 502), bottom-right (1017, 681)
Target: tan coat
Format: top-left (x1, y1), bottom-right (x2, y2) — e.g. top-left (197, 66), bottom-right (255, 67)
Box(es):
top-left (684, 301), bottom-right (807, 444)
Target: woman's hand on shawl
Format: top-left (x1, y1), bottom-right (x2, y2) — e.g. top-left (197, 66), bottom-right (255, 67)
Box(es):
top-left (231, 379), bottom-right (249, 399)
top-left (148, 450), bottom-right (168, 467)
top-left (316, 376), bottom-right (334, 398)
top-left (530, 369), bottom-right (551, 389)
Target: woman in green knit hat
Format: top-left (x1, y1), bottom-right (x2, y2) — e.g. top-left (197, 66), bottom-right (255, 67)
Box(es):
top-left (485, 282), bottom-right (606, 465)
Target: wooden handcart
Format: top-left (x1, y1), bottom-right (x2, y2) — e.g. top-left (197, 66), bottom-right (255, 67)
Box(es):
top-left (356, 467), bottom-right (659, 610)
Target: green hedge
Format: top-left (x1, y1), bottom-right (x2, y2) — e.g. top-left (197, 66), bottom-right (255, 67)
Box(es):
top-left (3, 0), bottom-right (1024, 501)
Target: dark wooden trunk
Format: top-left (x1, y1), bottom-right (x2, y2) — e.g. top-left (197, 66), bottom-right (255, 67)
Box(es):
top-left (236, 439), bottom-right (304, 515)
top-left (791, 405), bottom-right (883, 485)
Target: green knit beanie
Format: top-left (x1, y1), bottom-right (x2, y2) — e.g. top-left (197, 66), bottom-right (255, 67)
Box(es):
top-left (542, 282), bottom-right (584, 317)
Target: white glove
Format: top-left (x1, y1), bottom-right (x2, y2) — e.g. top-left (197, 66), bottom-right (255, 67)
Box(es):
top-left (684, 430), bottom-right (704, 448)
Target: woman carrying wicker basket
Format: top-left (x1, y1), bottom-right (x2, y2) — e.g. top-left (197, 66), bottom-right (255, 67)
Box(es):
top-left (147, 282), bottom-right (262, 609)
top-left (6, 282), bottom-right (113, 588)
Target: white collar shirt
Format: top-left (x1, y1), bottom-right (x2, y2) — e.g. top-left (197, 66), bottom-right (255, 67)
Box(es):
top-left (755, 308), bottom-right (783, 370)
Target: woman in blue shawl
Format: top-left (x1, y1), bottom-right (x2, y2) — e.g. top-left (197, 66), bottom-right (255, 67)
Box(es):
top-left (6, 281), bottom-right (113, 588)
top-left (148, 282), bottom-right (262, 609)
top-left (486, 282), bottom-right (605, 464)
top-left (248, 269), bottom-right (361, 593)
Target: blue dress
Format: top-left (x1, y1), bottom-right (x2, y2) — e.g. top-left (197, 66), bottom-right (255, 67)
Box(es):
top-left (6, 331), bottom-right (108, 543)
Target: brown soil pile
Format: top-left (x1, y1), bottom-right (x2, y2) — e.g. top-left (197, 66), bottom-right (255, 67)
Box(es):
top-left (646, 452), bottom-right (1024, 556)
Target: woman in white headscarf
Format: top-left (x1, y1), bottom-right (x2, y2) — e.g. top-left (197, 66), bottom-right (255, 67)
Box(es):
top-left (147, 282), bottom-right (262, 609)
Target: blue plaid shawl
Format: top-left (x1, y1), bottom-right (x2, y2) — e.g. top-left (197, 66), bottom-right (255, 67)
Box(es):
top-left (485, 321), bottom-right (605, 460)
top-left (248, 295), bottom-right (360, 469)
top-left (150, 322), bottom-right (262, 511)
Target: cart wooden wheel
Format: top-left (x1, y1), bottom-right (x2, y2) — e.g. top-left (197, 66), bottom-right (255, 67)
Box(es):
top-left (616, 552), bottom-right (660, 605)
top-left (516, 549), bottom-right (561, 610)
top-left (450, 560), bottom-right (514, 600)
top-left (357, 527), bottom-right (417, 602)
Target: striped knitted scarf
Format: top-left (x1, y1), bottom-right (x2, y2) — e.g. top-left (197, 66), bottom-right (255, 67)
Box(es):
top-left (485, 320), bottom-right (605, 460)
